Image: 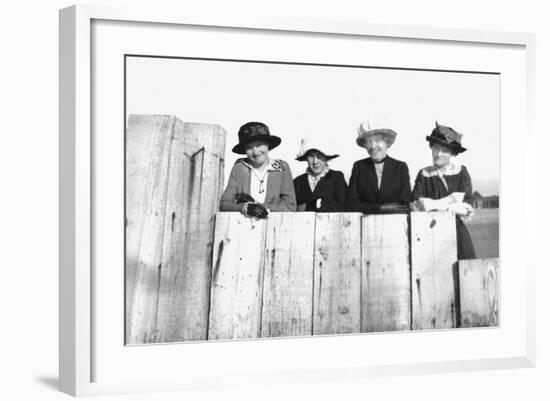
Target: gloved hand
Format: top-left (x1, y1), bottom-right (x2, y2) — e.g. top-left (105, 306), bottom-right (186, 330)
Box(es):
top-left (379, 203), bottom-right (410, 214)
top-left (246, 203), bottom-right (269, 219)
top-left (235, 193), bottom-right (256, 204)
top-left (448, 202), bottom-right (474, 217)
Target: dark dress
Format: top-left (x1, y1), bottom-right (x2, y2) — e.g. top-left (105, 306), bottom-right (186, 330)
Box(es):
top-left (412, 164), bottom-right (476, 260)
top-left (293, 169), bottom-right (347, 212)
top-left (346, 156), bottom-right (411, 214)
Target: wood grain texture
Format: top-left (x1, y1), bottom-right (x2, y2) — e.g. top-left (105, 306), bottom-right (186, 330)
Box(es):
top-left (126, 115), bottom-right (174, 343)
top-left (261, 213), bottom-right (316, 337)
top-left (410, 211), bottom-right (458, 330)
top-left (155, 121), bottom-right (226, 342)
top-left (458, 258), bottom-right (500, 327)
top-left (313, 213), bottom-right (362, 335)
top-left (208, 213), bottom-right (267, 340)
top-left (362, 214), bottom-right (411, 332)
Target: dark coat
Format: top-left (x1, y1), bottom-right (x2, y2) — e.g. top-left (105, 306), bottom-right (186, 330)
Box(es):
top-left (293, 170), bottom-right (347, 212)
top-left (412, 164), bottom-right (476, 260)
top-left (346, 156), bottom-right (411, 213)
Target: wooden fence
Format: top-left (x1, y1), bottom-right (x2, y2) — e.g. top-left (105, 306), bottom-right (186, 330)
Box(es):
top-left (208, 212), bottom-right (500, 341)
top-left (125, 115), bottom-right (226, 344)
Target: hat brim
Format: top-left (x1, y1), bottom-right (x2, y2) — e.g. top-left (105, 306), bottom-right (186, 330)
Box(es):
top-left (296, 148), bottom-right (339, 162)
top-left (425, 136), bottom-right (467, 153)
top-left (232, 135), bottom-right (282, 154)
top-left (356, 129), bottom-right (397, 149)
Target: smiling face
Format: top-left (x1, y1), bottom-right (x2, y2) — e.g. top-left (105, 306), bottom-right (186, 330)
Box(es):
top-left (244, 140), bottom-right (270, 168)
top-left (430, 143), bottom-right (455, 168)
top-left (306, 151), bottom-right (328, 176)
top-left (365, 135), bottom-right (389, 162)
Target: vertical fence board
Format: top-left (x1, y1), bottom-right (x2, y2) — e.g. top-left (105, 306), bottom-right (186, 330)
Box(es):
top-left (156, 122), bottom-right (226, 342)
top-left (125, 115), bottom-right (174, 343)
top-left (261, 213), bottom-right (316, 337)
top-left (208, 213), bottom-right (267, 340)
top-left (313, 213), bottom-right (362, 335)
top-left (411, 211), bottom-right (458, 330)
top-left (459, 258), bottom-right (500, 327)
top-left (362, 214), bottom-right (411, 332)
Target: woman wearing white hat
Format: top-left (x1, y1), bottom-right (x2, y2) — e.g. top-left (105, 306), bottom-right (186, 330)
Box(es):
top-left (293, 139), bottom-right (347, 212)
top-left (347, 120), bottom-right (411, 214)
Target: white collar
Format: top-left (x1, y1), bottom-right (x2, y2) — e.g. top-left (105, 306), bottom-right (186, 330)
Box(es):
top-left (421, 163), bottom-right (462, 177)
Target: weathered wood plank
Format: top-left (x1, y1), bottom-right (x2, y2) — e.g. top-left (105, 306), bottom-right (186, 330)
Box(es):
top-left (155, 122), bottom-right (226, 342)
top-left (459, 258), bottom-right (500, 327)
top-left (411, 211), bottom-right (458, 330)
top-left (126, 115), bottom-right (174, 343)
top-left (362, 214), bottom-right (411, 332)
top-left (208, 213), bottom-right (267, 340)
top-left (313, 213), bottom-right (362, 335)
top-left (126, 115), bottom-right (163, 315)
top-left (261, 213), bottom-right (316, 337)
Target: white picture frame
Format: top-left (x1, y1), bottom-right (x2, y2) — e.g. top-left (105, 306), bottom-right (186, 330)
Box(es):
top-left (59, 4), bottom-right (536, 397)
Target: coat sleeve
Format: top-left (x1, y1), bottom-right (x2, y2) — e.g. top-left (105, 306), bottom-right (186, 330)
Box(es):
top-left (219, 164), bottom-right (243, 212)
top-left (459, 166), bottom-right (473, 205)
top-left (346, 162), bottom-right (380, 213)
top-left (319, 171), bottom-right (347, 212)
top-left (398, 162), bottom-right (412, 204)
top-left (294, 176), bottom-right (314, 209)
top-left (412, 169), bottom-right (426, 201)
top-left (264, 161), bottom-right (297, 212)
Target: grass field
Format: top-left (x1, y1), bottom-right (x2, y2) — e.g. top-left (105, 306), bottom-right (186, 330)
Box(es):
top-left (465, 208), bottom-right (499, 258)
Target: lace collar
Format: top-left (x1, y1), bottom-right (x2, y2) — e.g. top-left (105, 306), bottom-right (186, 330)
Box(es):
top-left (421, 163), bottom-right (462, 177)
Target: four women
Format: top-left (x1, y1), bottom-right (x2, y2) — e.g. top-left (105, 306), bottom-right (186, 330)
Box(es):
top-left (220, 120), bottom-right (478, 259)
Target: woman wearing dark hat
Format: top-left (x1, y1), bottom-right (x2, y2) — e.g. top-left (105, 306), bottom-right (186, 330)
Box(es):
top-left (293, 139), bottom-right (347, 212)
top-left (219, 121), bottom-right (296, 217)
top-left (412, 121), bottom-right (476, 260)
top-left (347, 120), bottom-right (411, 214)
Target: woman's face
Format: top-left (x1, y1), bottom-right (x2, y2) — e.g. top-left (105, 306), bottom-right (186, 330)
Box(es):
top-left (365, 135), bottom-right (389, 162)
top-left (431, 143), bottom-right (454, 168)
top-left (245, 140), bottom-right (270, 168)
top-left (306, 151), bottom-right (328, 176)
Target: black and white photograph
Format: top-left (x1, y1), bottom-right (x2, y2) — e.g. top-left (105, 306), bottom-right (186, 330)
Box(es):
top-left (124, 55), bottom-right (500, 344)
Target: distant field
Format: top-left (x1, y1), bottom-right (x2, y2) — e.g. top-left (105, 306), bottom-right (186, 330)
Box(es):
top-left (465, 208), bottom-right (499, 258)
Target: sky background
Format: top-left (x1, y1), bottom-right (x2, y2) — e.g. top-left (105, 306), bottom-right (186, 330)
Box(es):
top-left (126, 56), bottom-right (500, 196)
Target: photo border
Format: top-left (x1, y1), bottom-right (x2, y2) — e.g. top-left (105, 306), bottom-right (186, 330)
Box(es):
top-left (59, 4), bottom-right (536, 396)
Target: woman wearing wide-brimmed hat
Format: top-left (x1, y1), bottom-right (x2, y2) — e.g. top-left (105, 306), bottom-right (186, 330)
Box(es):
top-left (293, 138), bottom-right (347, 212)
top-left (347, 120), bottom-right (411, 214)
top-left (219, 121), bottom-right (296, 217)
top-left (412, 122), bottom-right (476, 260)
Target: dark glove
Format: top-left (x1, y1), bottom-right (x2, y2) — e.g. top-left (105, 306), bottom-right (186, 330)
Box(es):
top-left (235, 193), bottom-right (256, 204)
top-left (379, 203), bottom-right (410, 214)
top-left (246, 203), bottom-right (269, 219)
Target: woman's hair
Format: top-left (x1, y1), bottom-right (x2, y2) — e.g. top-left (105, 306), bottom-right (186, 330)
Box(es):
top-left (305, 150), bottom-right (328, 161)
top-left (429, 142), bottom-right (459, 156)
top-left (369, 134), bottom-right (393, 147)
top-left (244, 139), bottom-right (270, 151)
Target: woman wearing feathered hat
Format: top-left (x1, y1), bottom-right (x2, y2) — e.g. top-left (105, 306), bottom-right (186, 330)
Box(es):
top-left (293, 138), bottom-right (347, 212)
top-left (412, 122), bottom-right (476, 259)
top-left (219, 121), bottom-right (296, 217)
top-left (347, 120), bottom-right (411, 214)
